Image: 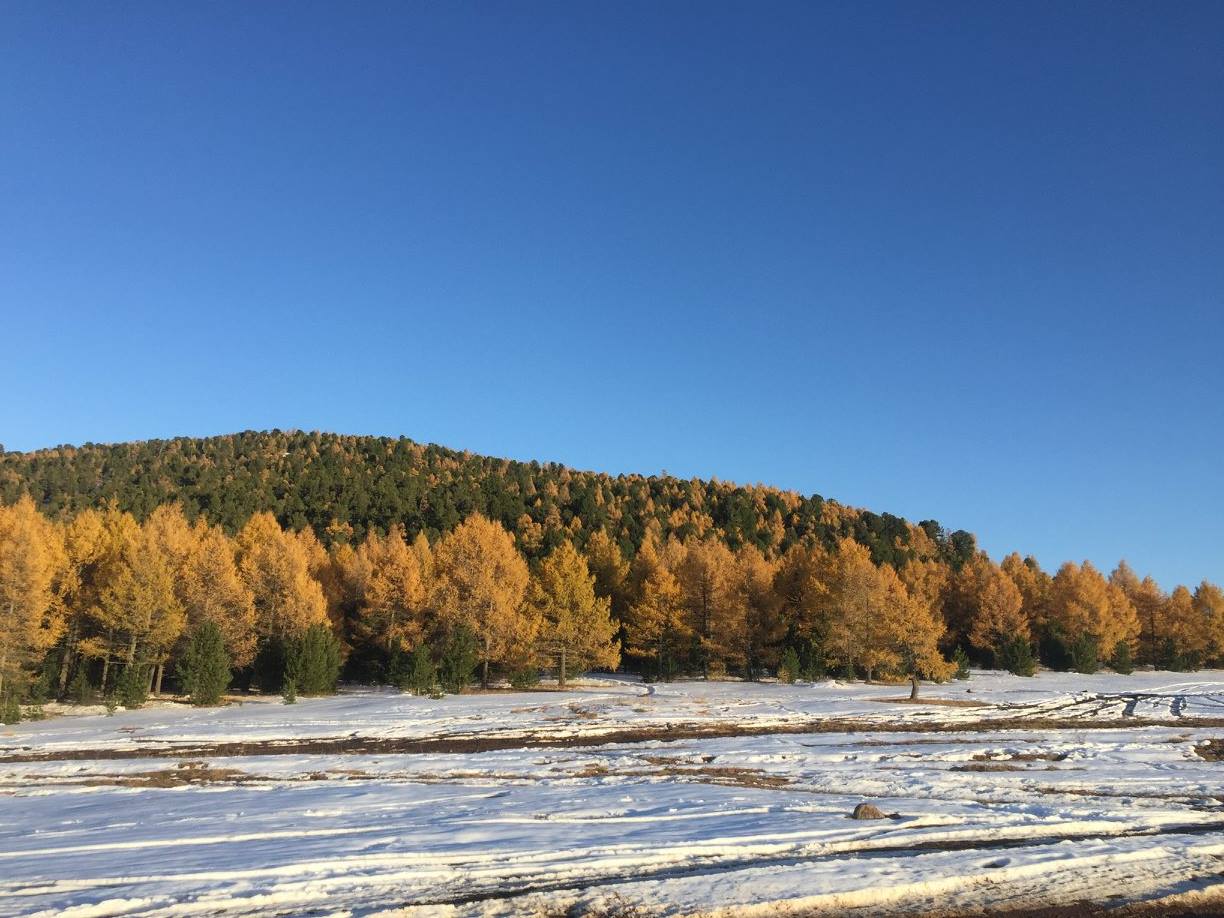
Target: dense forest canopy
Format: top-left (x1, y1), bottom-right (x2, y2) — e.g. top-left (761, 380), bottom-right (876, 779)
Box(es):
top-left (1, 431), bottom-right (1221, 722)
top-left (0, 429), bottom-right (977, 569)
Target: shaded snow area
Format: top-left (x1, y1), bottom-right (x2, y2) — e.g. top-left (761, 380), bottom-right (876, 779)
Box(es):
top-left (3, 672), bottom-right (1224, 917)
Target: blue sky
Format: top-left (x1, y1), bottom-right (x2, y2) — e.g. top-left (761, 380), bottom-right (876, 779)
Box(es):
top-left (1, 2), bottom-right (1221, 588)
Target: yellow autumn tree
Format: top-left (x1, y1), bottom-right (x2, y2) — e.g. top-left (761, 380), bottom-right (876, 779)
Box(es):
top-left (0, 497), bottom-right (66, 699)
top-left (82, 518), bottom-right (186, 692)
top-left (964, 558), bottom-right (1028, 661)
top-left (773, 542), bottom-right (833, 644)
top-left (357, 524), bottom-right (427, 653)
top-left (180, 521), bottom-right (257, 670)
top-left (899, 557), bottom-right (950, 623)
top-left (625, 536), bottom-right (688, 680)
top-left (1110, 561), bottom-right (1165, 664)
top-left (822, 538), bottom-right (886, 679)
top-left (55, 506), bottom-right (138, 695)
top-left (734, 544), bottom-right (783, 679)
top-left (885, 564), bottom-right (954, 698)
top-left (1160, 586), bottom-right (1211, 668)
top-left (677, 538), bottom-right (741, 677)
top-left (1048, 561), bottom-right (1139, 667)
top-left (583, 529), bottom-right (630, 622)
top-left (1001, 553), bottom-right (1052, 633)
top-left (1193, 581), bottom-right (1224, 665)
top-left (431, 514), bottom-right (532, 687)
top-left (235, 512), bottom-right (328, 642)
top-left (527, 540), bottom-right (619, 686)
top-left (320, 539), bottom-right (369, 642)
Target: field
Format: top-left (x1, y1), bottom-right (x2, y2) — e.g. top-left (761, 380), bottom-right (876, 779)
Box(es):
top-left (3, 672), bottom-right (1224, 917)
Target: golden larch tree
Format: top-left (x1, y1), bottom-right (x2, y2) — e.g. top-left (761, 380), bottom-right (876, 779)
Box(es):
top-left (733, 544), bottom-right (783, 679)
top-left (528, 540), bottom-right (619, 687)
top-left (357, 525), bottom-right (427, 653)
top-left (1001, 553), bottom-right (1052, 633)
top-left (583, 529), bottom-right (630, 622)
top-left (676, 538), bottom-right (740, 677)
top-left (625, 537), bottom-right (688, 680)
top-left (235, 513), bottom-right (329, 642)
top-left (83, 519), bottom-right (186, 691)
top-left (1110, 561), bottom-right (1165, 663)
top-left (1160, 586), bottom-right (1211, 666)
top-left (822, 538), bottom-right (886, 679)
top-left (0, 497), bottom-right (66, 699)
top-left (430, 514), bottom-right (531, 687)
top-left (1193, 581), bottom-right (1224, 665)
top-left (181, 521), bottom-right (257, 669)
top-left (884, 564), bottom-right (954, 698)
top-left (965, 558), bottom-right (1028, 661)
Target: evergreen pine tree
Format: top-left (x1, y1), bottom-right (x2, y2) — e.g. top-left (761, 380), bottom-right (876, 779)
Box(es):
top-left (998, 637), bottom-right (1036, 676)
top-left (281, 678), bottom-right (297, 704)
top-left (953, 646), bottom-right (971, 680)
top-left (178, 621), bottom-right (232, 706)
top-left (1110, 640), bottom-right (1134, 674)
top-left (1, 691), bottom-right (20, 724)
top-left (438, 625), bottom-right (478, 694)
top-left (406, 644), bottom-right (436, 696)
top-left (118, 664), bottom-right (148, 709)
top-left (285, 624), bottom-right (342, 695)
top-left (68, 668), bottom-right (92, 705)
top-left (1070, 634), bottom-right (1100, 674)
top-left (777, 646), bottom-right (801, 684)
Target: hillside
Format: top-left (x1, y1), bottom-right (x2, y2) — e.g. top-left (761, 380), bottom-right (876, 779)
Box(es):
top-left (0, 430), bottom-right (976, 568)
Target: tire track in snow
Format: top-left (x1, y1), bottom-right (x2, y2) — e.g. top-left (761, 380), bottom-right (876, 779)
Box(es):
top-left (403, 820), bottom-right (1224, 908)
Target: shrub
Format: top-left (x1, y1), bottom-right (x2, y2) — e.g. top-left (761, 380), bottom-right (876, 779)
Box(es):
top-left (509, 666), bottom-right (540, 690)
top-left (1069, 634), bottom-right (1100, 674)
top-left (386, 644), bottom-right (407, 689)
top-left (285, 624), bottom-right (343, 696)
top-left (68, 668), bottom-right (93, 705)
top-left (253, 638), bottom-right (290, 694)
top-left (797, 639), bottom-right (826, 681)
top-left (1, 692), bottom-right (20, 725)
top-left (1110, 640), bottom-right (1134, 675)
top-left (117, 664), bottom-right (148, 709)
top-left (23, 705), bottom-right (45, 721)
top-left (998, 637), bottom-right (1035, 677)
top-left (777, 647), bottom-right (801, 684)
top-left (438, 625), bottom-right (479, 695)
top-left (27, 665), bottom-right (53, 705)
top-left (406, 645), bottom-right (436, 696)
top-left (178, 621), bottom-right (232, 706)
top-left (953, 646), bottom-right (971, 680)
top-left (1157, 637), bottom-right (1199, 673)
top-left (281, 678), bottom-right (297, 704)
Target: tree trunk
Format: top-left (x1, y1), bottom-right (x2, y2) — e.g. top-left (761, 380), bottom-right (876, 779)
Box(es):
top-left (155, 662), bottom-right (165, 696)
top-left (559, 646), bottom-right (567, 689)
top-left (909, 675), bottom-right (919, 701)
top-left (101, 655), bottom-right (111, 694)
top-left (57, 620), bottom-right (79, 696)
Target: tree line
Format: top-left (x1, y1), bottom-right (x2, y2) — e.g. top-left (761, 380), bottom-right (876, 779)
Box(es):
top-left (2, 493), bottom-right (1222, 719)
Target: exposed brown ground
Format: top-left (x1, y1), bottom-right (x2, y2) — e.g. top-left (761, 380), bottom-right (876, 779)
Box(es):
top-left (5, 715), bottom-right (1223, 763)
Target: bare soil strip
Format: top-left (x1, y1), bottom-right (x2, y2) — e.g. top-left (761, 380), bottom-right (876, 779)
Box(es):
top-left (6, 716), bottom-right (1224, 763)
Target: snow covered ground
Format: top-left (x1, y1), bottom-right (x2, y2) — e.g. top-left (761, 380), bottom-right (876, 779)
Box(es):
top-left (2, 671), bottom-right (1224, 917)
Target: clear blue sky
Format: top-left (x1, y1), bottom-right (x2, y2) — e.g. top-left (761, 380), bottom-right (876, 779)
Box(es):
top-left (1, 2), bottom-right (1221, 588)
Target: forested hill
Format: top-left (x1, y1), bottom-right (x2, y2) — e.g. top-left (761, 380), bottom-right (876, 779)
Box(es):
top-left (0, 430), bottom-right (976, 568)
